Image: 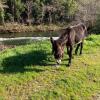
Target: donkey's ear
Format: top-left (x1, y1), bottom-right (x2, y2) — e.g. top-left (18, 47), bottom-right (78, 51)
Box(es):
top-left (50, 37), bottom-right (54, 44)
top-left (50, 37), bottom-right (54, 54)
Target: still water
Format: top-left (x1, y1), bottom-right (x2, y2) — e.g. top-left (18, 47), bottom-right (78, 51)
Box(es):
top-left (0, 31), bottom-right (60, 38)
top-left (0, 31), bottom-right (60, 45)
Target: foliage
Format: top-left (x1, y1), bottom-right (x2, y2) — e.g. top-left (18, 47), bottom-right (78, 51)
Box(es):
top-left (0, 0), bottom-right (7, 24)
top-left (0, 0), bottom-right (78, 25)
top-left (0, 0), bottom-right (100, 27)
top-left (92, 14), bottom-right (100, 33)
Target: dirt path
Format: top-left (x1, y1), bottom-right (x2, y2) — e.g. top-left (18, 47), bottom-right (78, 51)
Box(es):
top-left (0, 44), bottom-right (16, 51)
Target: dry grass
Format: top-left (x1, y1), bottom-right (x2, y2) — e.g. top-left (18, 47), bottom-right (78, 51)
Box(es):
top-left (0, 23), bottom-right (62, 33)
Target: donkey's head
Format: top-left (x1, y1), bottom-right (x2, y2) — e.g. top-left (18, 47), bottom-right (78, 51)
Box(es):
top-left (50, 37), bottom-right (64, 64)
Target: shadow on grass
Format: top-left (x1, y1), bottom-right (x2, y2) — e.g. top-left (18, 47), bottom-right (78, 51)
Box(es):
top-left (1, 50), bottom-right (50, 73)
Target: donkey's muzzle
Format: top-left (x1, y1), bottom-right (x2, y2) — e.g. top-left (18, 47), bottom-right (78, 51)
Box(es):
top-left (56, 59), bottom-right (61, 64)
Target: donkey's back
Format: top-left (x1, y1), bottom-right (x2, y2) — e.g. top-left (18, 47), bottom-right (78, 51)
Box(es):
top-left (68, 23), bottom-right (87, 45)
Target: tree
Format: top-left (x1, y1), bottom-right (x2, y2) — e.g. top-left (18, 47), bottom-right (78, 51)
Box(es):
top-left (15, 0), bottom-right (25, 22)
top-left (2, 0), bottom-right (100, 26)
top-left (0, 0), bottom-right (7, 24)
top-left (75, 0), bottom-right (100, 21)
top-left (26, 0), bottom-right (33, 25)
top-left (6, 0), bottom-right (25, 22)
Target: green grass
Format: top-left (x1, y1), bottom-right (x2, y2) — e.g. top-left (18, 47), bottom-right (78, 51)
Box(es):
top-left (0, 34), bottom-right (100, 100)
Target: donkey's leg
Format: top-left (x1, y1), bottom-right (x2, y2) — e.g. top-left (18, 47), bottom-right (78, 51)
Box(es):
top-left (67, 46), bottom-right (74, 59)
top-left (68, 46), bottom-right (73, 66)
top-left (80, 42), bottom-right (83, 55)
top-left (75, 44), bottom-right (80, 55)
top-left (67, 46), bottom-right (70, 55)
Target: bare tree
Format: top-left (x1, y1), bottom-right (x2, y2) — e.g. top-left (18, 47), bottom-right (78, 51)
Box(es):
top-left (75, 0), bottom-right (100, 23)
top-left (43, 5), bottom-right (56, 24)
top-left (26, 0), bottom-right (33, 25)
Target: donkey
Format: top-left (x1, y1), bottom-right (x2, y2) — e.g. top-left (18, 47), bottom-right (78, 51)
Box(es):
top-left (50, 23), bottom-right (87, 66)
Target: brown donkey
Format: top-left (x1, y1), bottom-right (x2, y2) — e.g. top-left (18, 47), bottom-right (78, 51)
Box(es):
top-left (50, 23), bottom-right (87, 66)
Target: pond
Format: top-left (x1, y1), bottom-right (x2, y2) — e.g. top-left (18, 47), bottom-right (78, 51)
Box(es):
top-left (0, 31), bottom-right (60, 38)
top-left (0, 31), bottom-right (60, 47)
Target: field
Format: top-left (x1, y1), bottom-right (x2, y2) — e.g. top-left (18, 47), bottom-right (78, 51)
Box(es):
top-left (0, 34), bottom-right (100, 100)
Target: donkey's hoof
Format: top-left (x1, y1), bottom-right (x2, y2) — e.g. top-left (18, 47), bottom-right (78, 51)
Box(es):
top-left (66, 63), bottom-right (71, 67)
top-left (80, 53), bottom-right (82, 55)
top-left (55, 64), bottom-right (60, 68)
top-left (68, 64), bottom-right (71, 66)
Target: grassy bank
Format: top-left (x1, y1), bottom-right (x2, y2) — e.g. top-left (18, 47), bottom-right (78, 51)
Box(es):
top-left (0, 35), bottom-right (100, 99)
top-left (0, 23), bottom-right (62, 33)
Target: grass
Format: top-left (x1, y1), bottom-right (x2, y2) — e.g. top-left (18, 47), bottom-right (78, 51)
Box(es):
top-left (0, 34), bottom-right (100, 100)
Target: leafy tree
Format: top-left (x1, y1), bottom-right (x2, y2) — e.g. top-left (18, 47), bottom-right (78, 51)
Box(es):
top-left (0, 0), bottom-right (7, 24)
top-left (14, 0), bottom-right (25, 22)
top-left (1, 0), bottom-right (100, 27)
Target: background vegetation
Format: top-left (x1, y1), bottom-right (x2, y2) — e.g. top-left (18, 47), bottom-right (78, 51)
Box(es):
top-left (0, 0), bottom-right (100, 27)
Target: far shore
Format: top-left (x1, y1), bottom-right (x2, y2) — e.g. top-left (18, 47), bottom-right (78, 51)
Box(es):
top-left (0, 23), bottom-right (65, 33)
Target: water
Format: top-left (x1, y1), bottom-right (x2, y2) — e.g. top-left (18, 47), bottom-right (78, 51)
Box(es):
top-left (0, 31), bottom-right (60, 45)
top-left (0, 31), bottom-right (60, 38)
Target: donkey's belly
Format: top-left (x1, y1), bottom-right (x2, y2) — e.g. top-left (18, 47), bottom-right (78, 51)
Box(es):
top-left (75, 33), bottom-right (84, 44)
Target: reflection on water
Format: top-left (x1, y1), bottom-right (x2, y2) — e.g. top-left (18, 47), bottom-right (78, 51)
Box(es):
top-left (0, 31), bottom-right (61, 38)
top-left (0, 31), bottom-right (61, 46)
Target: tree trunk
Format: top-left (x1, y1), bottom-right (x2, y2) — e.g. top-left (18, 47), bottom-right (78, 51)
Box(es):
top-left (49, 11), bottom-right (52, 24)
top-left (0, 9), bottom-right (5, 25)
